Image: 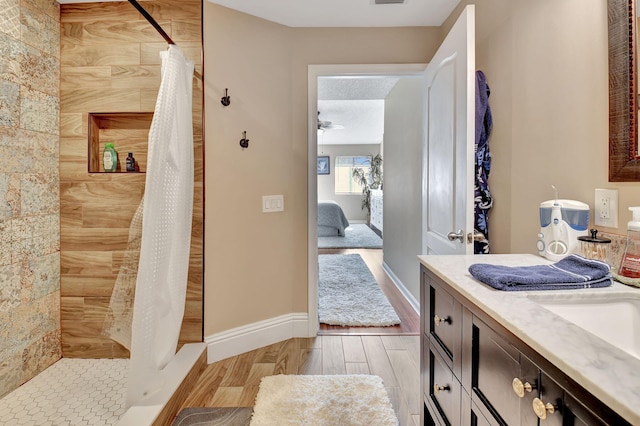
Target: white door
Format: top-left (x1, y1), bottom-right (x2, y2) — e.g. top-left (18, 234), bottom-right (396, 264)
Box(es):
top-left (422, 5), bottom-right (476, 255)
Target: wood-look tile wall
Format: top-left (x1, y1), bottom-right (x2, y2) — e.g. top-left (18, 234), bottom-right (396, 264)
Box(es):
top-left (59, 0), bottom-right (203, 358)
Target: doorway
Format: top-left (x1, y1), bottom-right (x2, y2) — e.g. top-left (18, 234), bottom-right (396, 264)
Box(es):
top-left (307, 64), bottom-right (425, 337)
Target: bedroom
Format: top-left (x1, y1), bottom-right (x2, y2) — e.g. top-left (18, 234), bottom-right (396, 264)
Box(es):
top-left (315, 75), bottom-right (421, 335)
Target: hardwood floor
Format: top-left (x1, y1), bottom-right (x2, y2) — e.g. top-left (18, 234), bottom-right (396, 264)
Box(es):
top-left (318, 248), bottom-right (420, 336)
top-left (179, 335), bottom-right (421, 426)
top-left (178, 248), bottom-right (421, 425)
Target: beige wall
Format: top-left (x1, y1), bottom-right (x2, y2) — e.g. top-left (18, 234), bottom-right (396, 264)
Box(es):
top-left (204, 0), bottom-right (640, 337)
top-left (0, 0), bottom-right (61, 398)
top-left (317, 144), bottom-right (380, 222)
top-left (203, 3), bottom-right (440, 335)
top-left (445, 0), bottom-right (640, 255)
top-left (383, 77), bottom-right (424, 301)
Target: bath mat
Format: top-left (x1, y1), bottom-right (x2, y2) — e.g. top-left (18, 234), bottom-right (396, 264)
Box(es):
top-left (250, 375), bottom-right (398, 426)
top-left (172, 407), bottom-right (253, 425)
top-left (318, 254), bottom-right (400, 326)
top-left (318, 224), bottom-right (382, 249)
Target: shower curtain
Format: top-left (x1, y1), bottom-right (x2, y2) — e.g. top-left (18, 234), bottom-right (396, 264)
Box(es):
top-left (102, 199), bottom-right (144, 350)
top-left (126, 44), bottom-right (195, 408)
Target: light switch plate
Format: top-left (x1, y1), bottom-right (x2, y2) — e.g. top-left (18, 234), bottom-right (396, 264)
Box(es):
top-left (262, 195), bottom-right (284, 213)
top-left (594, 189), bottom-right (618, 228)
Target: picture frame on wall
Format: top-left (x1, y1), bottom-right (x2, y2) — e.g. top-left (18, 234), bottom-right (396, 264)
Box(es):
top-left (317, 156), bottom-right (330, 175)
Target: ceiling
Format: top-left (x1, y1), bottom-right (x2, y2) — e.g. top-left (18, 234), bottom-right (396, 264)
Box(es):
top-left (206, 0), bottom-right (460, 28)
top-left (318, 77), bottom-right (400, 146)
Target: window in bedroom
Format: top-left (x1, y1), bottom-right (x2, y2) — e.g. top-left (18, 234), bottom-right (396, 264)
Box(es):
top-left (335, 155), bottom-right (371, 194)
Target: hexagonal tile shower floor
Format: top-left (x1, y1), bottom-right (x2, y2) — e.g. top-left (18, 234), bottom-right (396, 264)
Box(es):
top-left (0, 358), bottom-right (128, 425)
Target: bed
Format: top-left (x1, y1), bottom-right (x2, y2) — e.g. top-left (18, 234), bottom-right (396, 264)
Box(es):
top-left (318, 201), bottom-right (350, 237)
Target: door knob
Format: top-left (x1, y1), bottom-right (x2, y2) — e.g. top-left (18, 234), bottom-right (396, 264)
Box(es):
top-left (468, 231), bottom-right (486, 243)
top-left (447, 230), bottom-right (464, 242)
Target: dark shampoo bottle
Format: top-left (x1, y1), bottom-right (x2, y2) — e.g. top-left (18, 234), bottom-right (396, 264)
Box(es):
top-left (126, 152), bottom-right (136, 172)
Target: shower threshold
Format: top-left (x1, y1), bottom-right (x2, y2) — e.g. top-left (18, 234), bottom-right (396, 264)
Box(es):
top-left (0, 343), bottom-right (206, 426)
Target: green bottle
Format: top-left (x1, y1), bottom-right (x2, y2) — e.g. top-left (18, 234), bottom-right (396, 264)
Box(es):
top-left (103, 143), bottom-right (117, 172)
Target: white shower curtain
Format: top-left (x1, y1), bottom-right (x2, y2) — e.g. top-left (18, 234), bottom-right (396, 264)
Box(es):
top-left (126, 44), bottom-right (195, 407)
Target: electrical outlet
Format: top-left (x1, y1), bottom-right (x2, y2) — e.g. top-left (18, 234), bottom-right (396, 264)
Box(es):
top-left (594, 189), bottom-right (618, 228)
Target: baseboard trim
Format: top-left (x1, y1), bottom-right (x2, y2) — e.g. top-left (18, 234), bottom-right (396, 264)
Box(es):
top-left (382, 262), bottom-right (420, 314)
top-left (204, 313), bottom-right (309, 363)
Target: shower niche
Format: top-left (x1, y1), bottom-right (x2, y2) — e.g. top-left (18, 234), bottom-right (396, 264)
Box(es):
top-left (88, 112), bottom-right (153, 173)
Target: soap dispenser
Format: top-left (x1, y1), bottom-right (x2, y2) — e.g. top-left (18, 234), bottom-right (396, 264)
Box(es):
top-left (618, 207), bottom-right (640, 278)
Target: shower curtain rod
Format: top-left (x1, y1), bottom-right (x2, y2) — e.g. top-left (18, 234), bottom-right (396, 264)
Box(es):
top-left (128, 0), bottom-right (174, 44)
top-left (127, 0), bottom-right (202, 80)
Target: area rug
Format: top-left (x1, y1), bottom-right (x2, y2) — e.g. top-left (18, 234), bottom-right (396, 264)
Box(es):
top-left (318, 254), bottom-right (400, 326)
top-left (318, 224), bottom-right (382, 249)
top-left (250, 375), bottom-right (398, 426)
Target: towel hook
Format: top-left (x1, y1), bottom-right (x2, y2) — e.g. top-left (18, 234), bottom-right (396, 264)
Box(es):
top-left (239, 131), bottom-right (249, 149)
top-left (221, 88), bottom-right (231, 107)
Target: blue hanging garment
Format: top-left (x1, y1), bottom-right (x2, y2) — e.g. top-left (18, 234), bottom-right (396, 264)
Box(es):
top-left (474, 70), bottom-right (493, 254)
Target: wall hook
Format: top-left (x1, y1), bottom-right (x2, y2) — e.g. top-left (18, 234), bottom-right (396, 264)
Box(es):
top-left (221, 88), bottom-right (231, 107)
top-left (239, 131), bottom-right (249, 149)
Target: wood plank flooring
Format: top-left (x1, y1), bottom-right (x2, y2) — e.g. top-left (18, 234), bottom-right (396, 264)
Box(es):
top-left (318, 248), bottom-right (420, 336)
top-left (179, 248), bottom-right (421, 425)
top-left (179, 335), bottom-right (421, 426)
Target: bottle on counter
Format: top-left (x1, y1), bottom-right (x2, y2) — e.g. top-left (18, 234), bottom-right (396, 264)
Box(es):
top-left (126, 152), bottom-right (136, 172)
top-left (103, 143), bottom-right (117, 172)
top-left (618, 207), bottom-right (640, 278)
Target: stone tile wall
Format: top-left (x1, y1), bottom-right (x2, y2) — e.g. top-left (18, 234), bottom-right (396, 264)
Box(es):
top-left (0, 0), bottom-right (61, 398)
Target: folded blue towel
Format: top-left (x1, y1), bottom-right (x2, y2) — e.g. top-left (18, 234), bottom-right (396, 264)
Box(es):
top-left (468, 255), bottom-right (612, 291)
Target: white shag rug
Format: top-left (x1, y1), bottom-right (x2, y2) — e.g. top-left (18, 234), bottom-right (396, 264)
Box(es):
top-left (250, 375), bottom-right (398, 426)
top-left (319, 254), bottom-right (401, 326)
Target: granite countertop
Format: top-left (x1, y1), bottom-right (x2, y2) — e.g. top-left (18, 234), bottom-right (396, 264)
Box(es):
top-left (417, 253), bottom-right (640, 425)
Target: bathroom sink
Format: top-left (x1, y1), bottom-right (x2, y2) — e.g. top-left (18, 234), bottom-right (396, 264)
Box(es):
top-left (528, 293), bottom-right (640, 360)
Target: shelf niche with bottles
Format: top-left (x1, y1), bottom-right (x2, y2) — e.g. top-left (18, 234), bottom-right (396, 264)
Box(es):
top-left (88, 112), bottom-right (153, 173)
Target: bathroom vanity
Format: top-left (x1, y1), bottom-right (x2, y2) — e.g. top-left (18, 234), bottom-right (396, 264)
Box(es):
top-left (419, 254), bottom-right (640, 426)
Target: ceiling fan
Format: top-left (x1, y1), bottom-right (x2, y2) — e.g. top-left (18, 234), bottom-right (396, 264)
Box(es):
top-left (317, 111), bottom-right (344, 131)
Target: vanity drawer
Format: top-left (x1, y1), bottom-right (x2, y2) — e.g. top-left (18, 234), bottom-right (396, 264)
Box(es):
top-left (428, 277), bottom-right (462, 363)
top-left (470, 399), bottom-right (499, 426)
top-left (564, 390), bottom-right (609, 426)
top-left (535, 371), bottom-right (564, 426)
top-left (425, 340), bottom-right (461, 426)
top-left (472, 316), bottom-right (539, 426)
top-left (534, 371), bottom-right (609, 426)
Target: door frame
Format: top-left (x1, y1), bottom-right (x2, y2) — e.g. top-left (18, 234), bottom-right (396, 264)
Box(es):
top-left (307, 63), bottom-right (426, 336)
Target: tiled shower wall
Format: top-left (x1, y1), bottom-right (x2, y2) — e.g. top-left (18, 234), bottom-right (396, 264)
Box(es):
top-left (58, 0), bottom-right (203, 358)
top-left (0, 0), bottom-right (62, 398)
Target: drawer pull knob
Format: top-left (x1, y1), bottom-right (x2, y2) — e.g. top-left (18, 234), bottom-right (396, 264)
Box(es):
top-left (512, 378), bottom-right (534, 398)
top-left (433, 383), bottom-right (450, 394)
top-left (434, 315), bottom-right (451, 326)
top-left (532, 397), bottom-right (556, 419)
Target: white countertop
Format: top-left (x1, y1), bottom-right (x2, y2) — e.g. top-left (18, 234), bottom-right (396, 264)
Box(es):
top-left (418, 254), bottom-right (640, 425)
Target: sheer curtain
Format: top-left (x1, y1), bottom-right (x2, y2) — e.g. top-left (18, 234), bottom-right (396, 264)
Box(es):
top-left (126, 45), bottom-right (195, 407)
